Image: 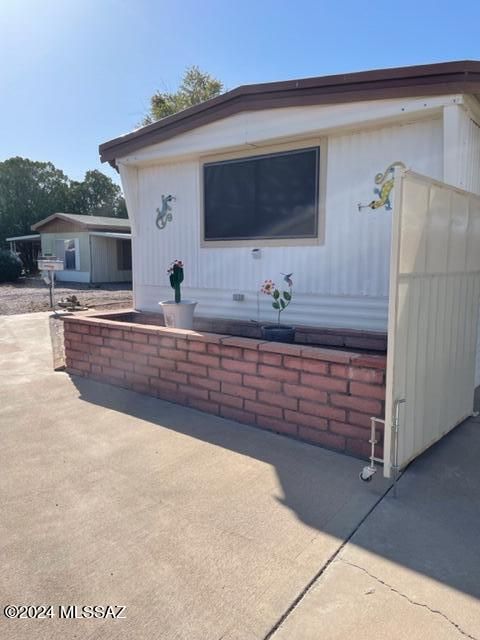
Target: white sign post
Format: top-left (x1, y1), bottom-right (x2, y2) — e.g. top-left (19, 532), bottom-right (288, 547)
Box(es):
top-left (37, 257), bottom-right (64, 309)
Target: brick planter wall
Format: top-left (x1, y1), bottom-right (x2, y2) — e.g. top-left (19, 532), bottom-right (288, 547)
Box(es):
top-left (63, 312), bottom-right (387, 460)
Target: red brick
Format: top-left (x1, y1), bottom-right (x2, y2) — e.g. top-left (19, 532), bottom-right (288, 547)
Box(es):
top-left (329, 421), bottom-right (371, 440)
top-left (348, 411), bottom-right (376, 429)
top-left (111, 357), bottom-right (133, 371)
top-left (331, 365), bottom-right (384, 385)
top-left (158, 346), bottom-right (187, 361)
top-left (222, 382), bottom-right (256, 401)
top-left (177, 361), bottom-right (208, 378)
top-left (68, 323), bottom-right (89, 334)
top-left (283, 384), bottom-right (327, 403)
top-left (160, 369), bottom-right (188, 385)
top-left (283, 356), bottom-right (329, 374)
top-left (299, 400), bottom-right (346, 422)
top-left (83, 335), bottom-right (103, 346)
top-left (189, 375), bottom-right (220, 391)
top-left (104, 338), bottom-right (132, 351)
top-left (67, 366), bottom-right (86, 376)
top-left (209, 369), bottom-right (242, 385)
top-left (300, 373), bottom-right (348, 393)
top-left (222, 358), bottom-right (257, 375)
top-left (185, 340), bottom-right (207, 353)
top-left (101, 328), bottom-right (123, 340)
top-left (299, 427), bottom-right (345, 451)
top-left (243, 350), bottom-right (260, 363)
top-left (350, 381), bottom-right (386, 401)
top-left (259, 342), bottom-right (302, 356)
top-left (174, 338), bottom-right (189, 351)
top-left (259, 352), bottom-right (282, 366)
top-left (207, 344), bottom-right (242, 359)
top-left (244, 400), bottom-right (283, 419)
top-left (67, 348), bottom-right (89, 362)
top-left (124, 372), bottom-right (150, 387)
top-left (219, 406), bottom-right (256, 425)
top-left (91, 364), bottom-right (102, 375)
top-left (256, 415), bottom-right (298, 437)
top-left (221, 336), bottom-right (259, 349)
top-left (124, 351), bottom-right (148, 366)
top-left (149, 378), bottom-right (177, 394)
top-left (148, 335), bottom-right (176, 348)
top-left (258, 365), bottom-right (299, 383)
top-left (179, 384), bottom-right (209, 400)
top-left (352, 354), bottom-right (387, 370)
top-left (188, 397), bottom-right (220, 415)
top-left (125, 331), bottom-right (149, 344)
top-left (148, 355), bottom-right (176, 370)
top-left (71, 358), bottom-right (90, 371)
top-left (330, 394), bottom-right (382, 416)
top-left (100, 346), bottom-right (118, 359)
top-left (67, 341), bottom-right (91, 354)
top-left (210, 391), bottom-right (243, 409)
top-left (134, 364), bottom-right (159, 378)
top-left (135, 343), bottom-right (158, 356)
top-left (101, 366), bottom-right (124, 380)
top-left (345, 438), bottom-right (376, 459)
top-left (300, 346), bottom-right (353, 364)
top-left (258, 391), bottom-right (297, 411)
top-left (188, 352), bottom-right (220, 368)
top-left (90, 354), bottom-right (110, 367)
top-left (243, 374), bottom-right (281, 392)
top-left (88, 325), bottom-right (102, 336)
top-left (284, 410), bottom-right (328, 430)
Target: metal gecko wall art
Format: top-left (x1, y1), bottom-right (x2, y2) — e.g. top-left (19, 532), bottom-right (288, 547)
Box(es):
top-left (155, 194), bottom-right (176, 229)
top-left (358, 161), bottom-right (406, 212)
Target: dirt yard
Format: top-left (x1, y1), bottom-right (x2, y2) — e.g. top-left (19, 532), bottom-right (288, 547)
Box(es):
top-left (0, 277), bottom-right (133, 315)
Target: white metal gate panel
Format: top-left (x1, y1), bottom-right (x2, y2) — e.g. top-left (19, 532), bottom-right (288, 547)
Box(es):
top-left (384, 171), bottom-right (480, 477)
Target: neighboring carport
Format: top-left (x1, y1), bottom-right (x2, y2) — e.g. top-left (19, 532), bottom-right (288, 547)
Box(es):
top-left (88, 231), bottom-right (132, 284)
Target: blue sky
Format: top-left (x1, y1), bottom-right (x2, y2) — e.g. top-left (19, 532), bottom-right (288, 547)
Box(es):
top-left (1, 0), bottom-right (479, 186)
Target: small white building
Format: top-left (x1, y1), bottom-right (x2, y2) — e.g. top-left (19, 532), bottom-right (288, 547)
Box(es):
top-left (31, 213), bottom-right (132, 284)
top-left (98, 61), bottom-right (480, 475)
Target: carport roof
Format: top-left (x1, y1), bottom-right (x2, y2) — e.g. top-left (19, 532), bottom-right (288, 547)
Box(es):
top-left (32, 213), bottom-right (130, 232)
top-left (99, 60), bottom-right (480, 166)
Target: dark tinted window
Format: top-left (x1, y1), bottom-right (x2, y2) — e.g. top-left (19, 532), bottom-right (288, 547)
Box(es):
top-left (204, 147), bottom-right (319, 241)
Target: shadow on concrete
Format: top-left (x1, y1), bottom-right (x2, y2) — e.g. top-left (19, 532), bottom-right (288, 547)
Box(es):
top-left (70, 375), bottom-right (389, 543)
top-left (71, 374), bottom-right (480, 603)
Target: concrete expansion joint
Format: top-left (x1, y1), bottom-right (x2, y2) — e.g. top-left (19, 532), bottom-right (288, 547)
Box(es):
top-left (338, 558), bottom-right (478, 640)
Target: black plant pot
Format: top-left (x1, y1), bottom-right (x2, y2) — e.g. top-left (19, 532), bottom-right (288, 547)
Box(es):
top-left (261, 325), bottom-right (296, 343)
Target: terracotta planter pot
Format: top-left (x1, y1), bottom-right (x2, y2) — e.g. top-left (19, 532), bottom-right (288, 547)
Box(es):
top-left (159, 300), bottom-right (197, 330)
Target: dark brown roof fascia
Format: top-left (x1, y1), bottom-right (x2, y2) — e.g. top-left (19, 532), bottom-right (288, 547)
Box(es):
top-left (99, 61), bottom-right (480, 165)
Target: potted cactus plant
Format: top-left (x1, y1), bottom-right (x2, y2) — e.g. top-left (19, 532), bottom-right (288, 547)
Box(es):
top-left (159, 260), bottom-right (197, 329)
top-left (260, 273), bottom-right (295, 343)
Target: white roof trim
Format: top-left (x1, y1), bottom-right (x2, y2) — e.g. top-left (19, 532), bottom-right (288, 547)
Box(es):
top-left (89, 232), bottom-right (132, 239)
top-left (6, 234), bottom-right (41, 242)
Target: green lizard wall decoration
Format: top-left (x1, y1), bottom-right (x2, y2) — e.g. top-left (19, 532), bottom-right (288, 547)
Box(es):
top-left (358, 161), bottom-right (406, 212)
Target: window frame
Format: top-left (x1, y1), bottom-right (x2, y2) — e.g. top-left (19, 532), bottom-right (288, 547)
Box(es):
top-left (200, 138), bottom-right (327, 248)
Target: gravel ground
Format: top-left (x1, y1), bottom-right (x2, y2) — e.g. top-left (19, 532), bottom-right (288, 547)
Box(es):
top-left (0, 277), bottom-right (133, 315)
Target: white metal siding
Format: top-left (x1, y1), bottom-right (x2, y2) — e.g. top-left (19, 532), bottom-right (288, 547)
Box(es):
top-left (130, 118), bottom-right (442, 330)
top-left (384, 171), bottom-right (480, 477)
top-left (461, 113), bottom-right (480, 388)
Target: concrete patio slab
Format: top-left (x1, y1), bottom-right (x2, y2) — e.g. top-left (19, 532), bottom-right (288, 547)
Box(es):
top-left (272, 417), bottom-right (480, 640)
top-left (0, 312), bottom-right (390, 640)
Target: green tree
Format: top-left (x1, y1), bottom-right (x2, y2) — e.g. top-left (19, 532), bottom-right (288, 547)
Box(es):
top-left (68, 170), bottom-right (127, 218)
top-left (0, 157), bottom-right (70, 241)
top-left (142, 65), bottom-right (224, 125)
top-left (0, 158), bottom-right (128, 271)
